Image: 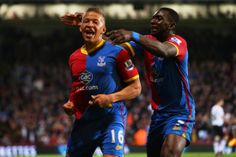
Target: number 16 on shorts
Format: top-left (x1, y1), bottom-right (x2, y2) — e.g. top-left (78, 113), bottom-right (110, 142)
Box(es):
top-left (111, 129), bottom-right (124, 144)
top-left (101, 125), bottom-right (125, 156)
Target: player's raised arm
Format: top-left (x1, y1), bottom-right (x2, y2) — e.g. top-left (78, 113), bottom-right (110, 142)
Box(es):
top-left (107, 29), bottom-right (177, 58)
top-left (60, 12), bottom-right (83, 26)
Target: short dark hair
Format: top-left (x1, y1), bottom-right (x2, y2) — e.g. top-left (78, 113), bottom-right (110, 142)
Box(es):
top-left (86, 7), bottom-right (105, 19)
top-left (159, 7), bottom-right (179, 24)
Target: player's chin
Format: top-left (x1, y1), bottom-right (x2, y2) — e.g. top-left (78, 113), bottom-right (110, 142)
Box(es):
top-left (82, 34), bottom-right (94, 41)
top-left (150, 31), bottom-right (160, 37)
top-left (150, 30), bottom-right (157, 35)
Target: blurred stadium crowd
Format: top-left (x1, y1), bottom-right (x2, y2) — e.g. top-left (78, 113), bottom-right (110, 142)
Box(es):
top-left (0, 17), bottom-right (236, 150)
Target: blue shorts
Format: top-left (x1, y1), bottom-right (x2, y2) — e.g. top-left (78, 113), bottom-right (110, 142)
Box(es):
top-left (66, 106), bottom-right (127, 157)
top-left (146, 111), bottom-right (195, 156)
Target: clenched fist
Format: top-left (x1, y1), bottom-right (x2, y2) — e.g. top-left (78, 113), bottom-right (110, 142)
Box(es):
top-left (63, 100), bottom-right (75, 116)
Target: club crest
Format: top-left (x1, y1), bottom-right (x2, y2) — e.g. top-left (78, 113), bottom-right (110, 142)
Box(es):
top-left (97, 56), bottom-right (106, 67)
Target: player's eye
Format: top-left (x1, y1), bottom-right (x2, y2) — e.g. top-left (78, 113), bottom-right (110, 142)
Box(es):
top-left (83, 19), bottom-right (89, 23)
top-left (157, 16), bottom-right (163, 21)
top-left (93, 20), bottom-right (99, 25)
top-left (152, 15), bottom-right (162, 21)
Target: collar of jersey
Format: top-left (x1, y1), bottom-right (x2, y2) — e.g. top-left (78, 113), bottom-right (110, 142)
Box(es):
top-left (81, 40), bottom-right (105, 55)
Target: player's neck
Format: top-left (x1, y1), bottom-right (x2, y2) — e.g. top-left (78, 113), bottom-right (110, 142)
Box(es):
top-left (83, 39), bottom-right (105, 54)
top-left (84, 39), bottom-right (103, 52)
top-left (155, 31), bottom-right (175, 42)
top-left (164, 31), bottom-right (175, 40)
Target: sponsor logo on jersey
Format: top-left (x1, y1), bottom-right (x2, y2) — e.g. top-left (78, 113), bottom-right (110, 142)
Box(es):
top-left (76, 71), bottom-right (99, 92)
top-left (170, 37), bottom-right (182, 45)
top-left (75, 85), bottom-right (98, 92)
top-left (97, 56), bottom-right (106, 67)
top-left (79, 70), bottom-right (93, 84)
top-left (124, 59), bottom-right (134, 71)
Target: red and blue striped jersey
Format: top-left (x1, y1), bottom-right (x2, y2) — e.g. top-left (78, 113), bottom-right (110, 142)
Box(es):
top-left (68, 40), bottom-right (139, 119)
top-left (124, 34), bottom-right (195, 120)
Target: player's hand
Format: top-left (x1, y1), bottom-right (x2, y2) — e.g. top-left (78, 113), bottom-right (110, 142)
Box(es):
top-left (63, 100), bottom-right (75, 116)
top-left (106, 29), bottom-right (132, 44)
top-left (89, 94), bottom-right (113, 108)
top-left (60, 12), bottom-right (83, 26)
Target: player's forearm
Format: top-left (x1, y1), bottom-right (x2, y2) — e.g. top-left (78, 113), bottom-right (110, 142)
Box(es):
top-left (109, 78), bottom-right (141, 102)
top-left (132, 32), bottom-right (176, 58)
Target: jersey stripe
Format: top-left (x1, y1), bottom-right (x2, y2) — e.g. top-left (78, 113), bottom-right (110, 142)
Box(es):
top-left (166, 41), bottom-right (179, 56)
top-left (177, 67), bottom-right (192, 134)
top-left (124, 74), bottom-right (139, 83)
top-left (81, 40), bottom-right (106, 55)
top-left (121, 42), bottom-right (135, 57)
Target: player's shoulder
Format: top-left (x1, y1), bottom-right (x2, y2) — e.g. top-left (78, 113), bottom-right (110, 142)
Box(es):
top-left (69, 47), bottom-right (82, 59)
top-left (168, 34), bottom-right (187, 45)
top-left (72, 47), bottom-right (81, 54)
top-left (106, 41), bottom-right (123, 50)
top-left (105, 41), bottom-right (128, 53)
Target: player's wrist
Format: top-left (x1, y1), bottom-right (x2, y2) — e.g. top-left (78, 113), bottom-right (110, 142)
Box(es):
top-left (132, 32), bottom-right (140, 42)
top-left (108, 94), bottom-right (115, 103)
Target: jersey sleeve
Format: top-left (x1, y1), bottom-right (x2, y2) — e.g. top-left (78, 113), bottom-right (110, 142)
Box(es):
top-left (116, 49), bottom-right (139, 83)
top-left (166, 36), bottom-right (187, 62)
top-left (68, 54), bottom-right (74, 100)
top-left (121, 34), bottom-right (157, 57)
top-left (121, 41), bottom-right (144, 57)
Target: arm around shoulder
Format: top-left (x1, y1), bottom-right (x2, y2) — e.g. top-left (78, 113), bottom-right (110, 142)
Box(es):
top-left (138, 34), bottom-right (177, 58)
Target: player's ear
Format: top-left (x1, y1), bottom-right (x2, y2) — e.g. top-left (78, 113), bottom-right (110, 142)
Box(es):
top-left (169, 22), bottom-right (176, 30)
top-left (102, 26), bottom-right (106, 34)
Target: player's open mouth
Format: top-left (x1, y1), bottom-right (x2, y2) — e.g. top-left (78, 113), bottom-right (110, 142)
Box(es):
top-left (151, 27), bottom-right (159, 34)
top-left (84, 30), bottom-right (95, 38)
